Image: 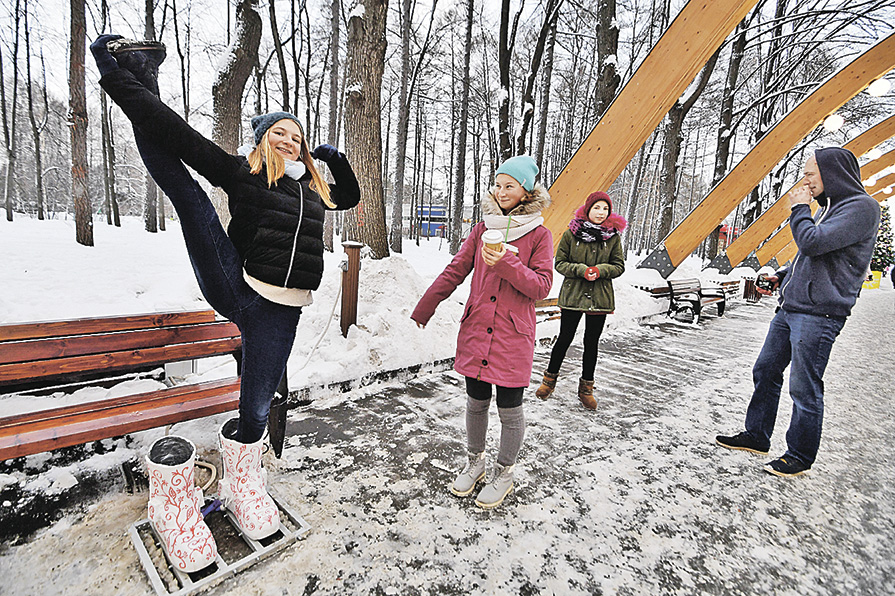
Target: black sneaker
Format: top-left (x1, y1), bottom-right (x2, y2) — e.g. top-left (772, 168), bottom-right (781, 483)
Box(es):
top-left (715, 431), bottom-right (770, 455)
top-left (764, 456), bottom-right (810, 477)
top-left (108, 38), bottom-right (166, 96)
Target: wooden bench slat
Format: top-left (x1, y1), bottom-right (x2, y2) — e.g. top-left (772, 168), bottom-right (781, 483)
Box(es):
top-left (0, 390), bottom-right (240, 461)
top-left (0, 321), bottom-right (240, 365)
top-left (0, 378), bottom-right (240, 433)
top-left (0, 310), bottom-right (218, 342)
top-left (0, 338), bottom-right (242, 387)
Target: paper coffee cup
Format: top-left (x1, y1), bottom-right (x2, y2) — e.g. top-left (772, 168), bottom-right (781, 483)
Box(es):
top-left (482, 230), bottom-right (504, 251)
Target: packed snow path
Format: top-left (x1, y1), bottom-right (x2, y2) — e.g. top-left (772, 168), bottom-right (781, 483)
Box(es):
top-left (1, 291), bottom-right (893, 595)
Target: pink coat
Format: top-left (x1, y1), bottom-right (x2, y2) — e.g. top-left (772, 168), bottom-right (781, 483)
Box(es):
top-left (412, 222), bottom-right (554, 388)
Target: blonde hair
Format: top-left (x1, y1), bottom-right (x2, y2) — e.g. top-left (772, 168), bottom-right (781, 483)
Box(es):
top-left (247, 129), bottom-right (336, 208)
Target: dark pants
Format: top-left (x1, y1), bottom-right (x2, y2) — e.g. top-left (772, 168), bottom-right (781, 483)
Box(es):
top-left (744, 308), bottom-right (845, 466)
top-left (465, 377), bottom-right (524, 408)
top-left (546, 309), bottom-right (607, 381)
top-left (132, 130), bottom-right (301, 444)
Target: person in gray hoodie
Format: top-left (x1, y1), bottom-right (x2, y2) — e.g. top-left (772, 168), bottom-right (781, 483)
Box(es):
top-left (716, 147), bottom-right (880, 477)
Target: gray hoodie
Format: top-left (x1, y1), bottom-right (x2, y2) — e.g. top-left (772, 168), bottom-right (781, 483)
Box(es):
top-left (776, 147), bottom-right (880, 318)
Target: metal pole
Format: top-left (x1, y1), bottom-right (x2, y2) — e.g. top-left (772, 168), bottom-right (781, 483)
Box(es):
top-left (340, 241), bottom-right (364, 337)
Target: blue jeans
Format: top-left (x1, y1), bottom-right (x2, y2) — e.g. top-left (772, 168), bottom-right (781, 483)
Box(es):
top-left (744, 308), bottom-right (845, 466)
top-left (133, 130), bottom-right (301, 444)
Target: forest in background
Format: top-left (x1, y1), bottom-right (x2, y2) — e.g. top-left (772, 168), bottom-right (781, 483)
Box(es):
top-left (0, 0), bottom-right (893, 260)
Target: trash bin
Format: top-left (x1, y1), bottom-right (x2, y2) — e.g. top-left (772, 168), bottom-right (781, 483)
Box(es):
top-left (743, 277), bottom-right (761, 303)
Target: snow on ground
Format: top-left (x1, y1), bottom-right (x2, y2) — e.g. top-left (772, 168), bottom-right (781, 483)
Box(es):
top-left (4, 216), bottom-right (892, 595)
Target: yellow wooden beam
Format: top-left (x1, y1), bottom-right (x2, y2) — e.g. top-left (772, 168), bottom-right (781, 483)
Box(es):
top-left (657, 33), bottom-right (895, 268)
top-left (725, 120), bottom-right (895, 267)
top-left (543, 0), bottom-right (760, 247)
top-left (865, 172), bottom-right (895, 196)
top-left (775, 241), bottom-right (798, 267)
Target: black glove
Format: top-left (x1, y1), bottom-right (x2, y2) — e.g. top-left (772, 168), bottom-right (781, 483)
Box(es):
top-left (90, 34), bottom-right (124, 77)
top-left (311, 144), bottom-right (340, 162)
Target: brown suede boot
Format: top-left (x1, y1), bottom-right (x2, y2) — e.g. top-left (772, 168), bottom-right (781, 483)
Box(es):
top-left (535, 372), bottom-right (558, 400)
top-left (578, 378), bottom-right (596, 410)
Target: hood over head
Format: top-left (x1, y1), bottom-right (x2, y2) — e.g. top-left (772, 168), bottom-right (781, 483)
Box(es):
top-left (814, 147), bottom-right (867, 207)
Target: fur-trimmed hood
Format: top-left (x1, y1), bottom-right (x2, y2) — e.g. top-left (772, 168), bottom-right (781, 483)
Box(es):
top-left (482, 183), bottom-right (551, 216)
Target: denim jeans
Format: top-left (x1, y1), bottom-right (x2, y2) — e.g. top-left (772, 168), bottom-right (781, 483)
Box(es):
top-left (133, 129), bottom-right (301, 444)
top-left (744, 308), bottom-right (845, 466)
top-left (547, 309), bottom-right (607, 381)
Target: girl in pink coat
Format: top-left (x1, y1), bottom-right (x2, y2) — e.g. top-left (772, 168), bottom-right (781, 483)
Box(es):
top-left (411, 155), bottom-right (553, 509)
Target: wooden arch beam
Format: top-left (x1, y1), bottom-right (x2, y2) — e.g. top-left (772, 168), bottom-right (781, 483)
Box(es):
top-left (637, 33), bottom-right (895, 277)
top-left (719, 120), bottom-right (895, 270)
top-left (865, 172), bottom-right (895, 196)
top-left (542, 0), bottom-right (760, 248)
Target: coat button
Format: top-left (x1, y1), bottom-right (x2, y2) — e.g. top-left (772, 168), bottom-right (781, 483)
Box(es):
top-left (487, 327), bottom-right (493, 334)
top-left (482, 359), bottom-right (488, 366)
top-left (490, 296), bottom-right (496, 302)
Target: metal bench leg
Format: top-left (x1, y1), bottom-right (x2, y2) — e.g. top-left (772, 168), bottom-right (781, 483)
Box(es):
top-left (268, 368), bottom-right (288, 459)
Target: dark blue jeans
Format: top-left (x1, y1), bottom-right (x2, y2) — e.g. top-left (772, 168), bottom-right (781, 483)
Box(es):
top-left (744, 308), bottom-right (845, 466)
top-left (133, 130), bottom-right (301, 444)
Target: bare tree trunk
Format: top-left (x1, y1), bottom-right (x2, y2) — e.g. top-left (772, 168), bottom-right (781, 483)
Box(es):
top-left (655, 49), bottom-right (720, 241)
top-left (1, 0), bottom-right (22, 222)
top-left (172, 0), bottom-right (191, 122)
top-left (514, 0), bottom-right (563, 156)
top-left (707, 18), bottom-right (749, 258)
top-left (70, 0), bottom-right (92, 245)
top-left (496, 0), bottom-right (514, 161)
top-left (211, 0), bottom-right (262, 226)
top-left (343, 0), bottom-right (389, 258)
top-left (593, 0), bottom-right (620, 119)
top-left (450, 0), bottom-right (474, 254)
top-left (534, 16), bottom-right (557, 170)
top-left (24, 0), bottom-right (47, 221)
top-left (268, 0), bottom-right (289, 110)
top-left (138, 0), bottom-right (160, 232)
top-left (324, 0), bottom-right (340, 252)
top-left (389, 0), bottom-right (413, 253)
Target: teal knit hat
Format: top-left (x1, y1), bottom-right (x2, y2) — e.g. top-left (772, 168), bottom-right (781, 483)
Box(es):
top-left (496, 155), bottom-right (539, 191)
top-left (251, 111), bottom-right (304, 145)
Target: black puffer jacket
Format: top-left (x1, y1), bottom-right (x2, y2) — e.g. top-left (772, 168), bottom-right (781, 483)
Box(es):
top-left (100, 68), bottom-right (360, 290)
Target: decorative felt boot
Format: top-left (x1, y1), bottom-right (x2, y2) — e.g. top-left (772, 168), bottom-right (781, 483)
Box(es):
top-left (578, 377), bottom-right (597, 410)
top-left (107, 38), bottom-right (166, 96)
top-left (218, 419), bottom-right (280, 540)
top-left (146, 436), bottom-right (217, 573)
top-left (475, 464), bottom-right (515, 509)
top-left (535, 371), bottom-right (558, 400)
top-left (450, 451), bottom-right (486, 497)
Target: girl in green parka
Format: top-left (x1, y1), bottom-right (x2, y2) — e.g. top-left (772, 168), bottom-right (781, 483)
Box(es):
top-left (536, 191), bottom-right (626, 410)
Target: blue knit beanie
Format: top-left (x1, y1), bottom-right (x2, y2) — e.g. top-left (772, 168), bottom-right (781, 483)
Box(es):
top-left (251, 111), bottom-right (304, 146)
top-left (496, 155), bottom-right (539, 191)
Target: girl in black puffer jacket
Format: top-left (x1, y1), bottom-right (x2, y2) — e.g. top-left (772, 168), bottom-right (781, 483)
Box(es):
top-left (91, 36), bottom-right (359, 555)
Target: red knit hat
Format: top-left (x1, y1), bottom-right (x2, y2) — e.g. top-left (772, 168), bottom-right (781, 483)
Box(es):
top-left (574, 191), bottom-right (613, 219)
top-left (573, 191), bottom-right (627, 232)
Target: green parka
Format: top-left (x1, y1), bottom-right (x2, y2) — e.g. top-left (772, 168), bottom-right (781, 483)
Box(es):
top-left (555, 228), bottom-right (625, 313)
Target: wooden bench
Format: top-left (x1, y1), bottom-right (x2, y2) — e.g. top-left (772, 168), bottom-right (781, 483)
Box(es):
top-left (639, 278), bottom-right (740, 323)
top-left (0, 310), bottom-right (249, 462)
top-left (535, 298), bottom-right (561, 323)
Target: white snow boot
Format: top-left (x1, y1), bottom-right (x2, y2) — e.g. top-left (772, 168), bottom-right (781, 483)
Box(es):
top-left (475, 464), bottom-right (515, 509)
top-left (218, 419), bottom-right (280, 540)
top-left (146, 436), bottom-right (217, 573)
top-left (450, 451), bottom-right (486, 497)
